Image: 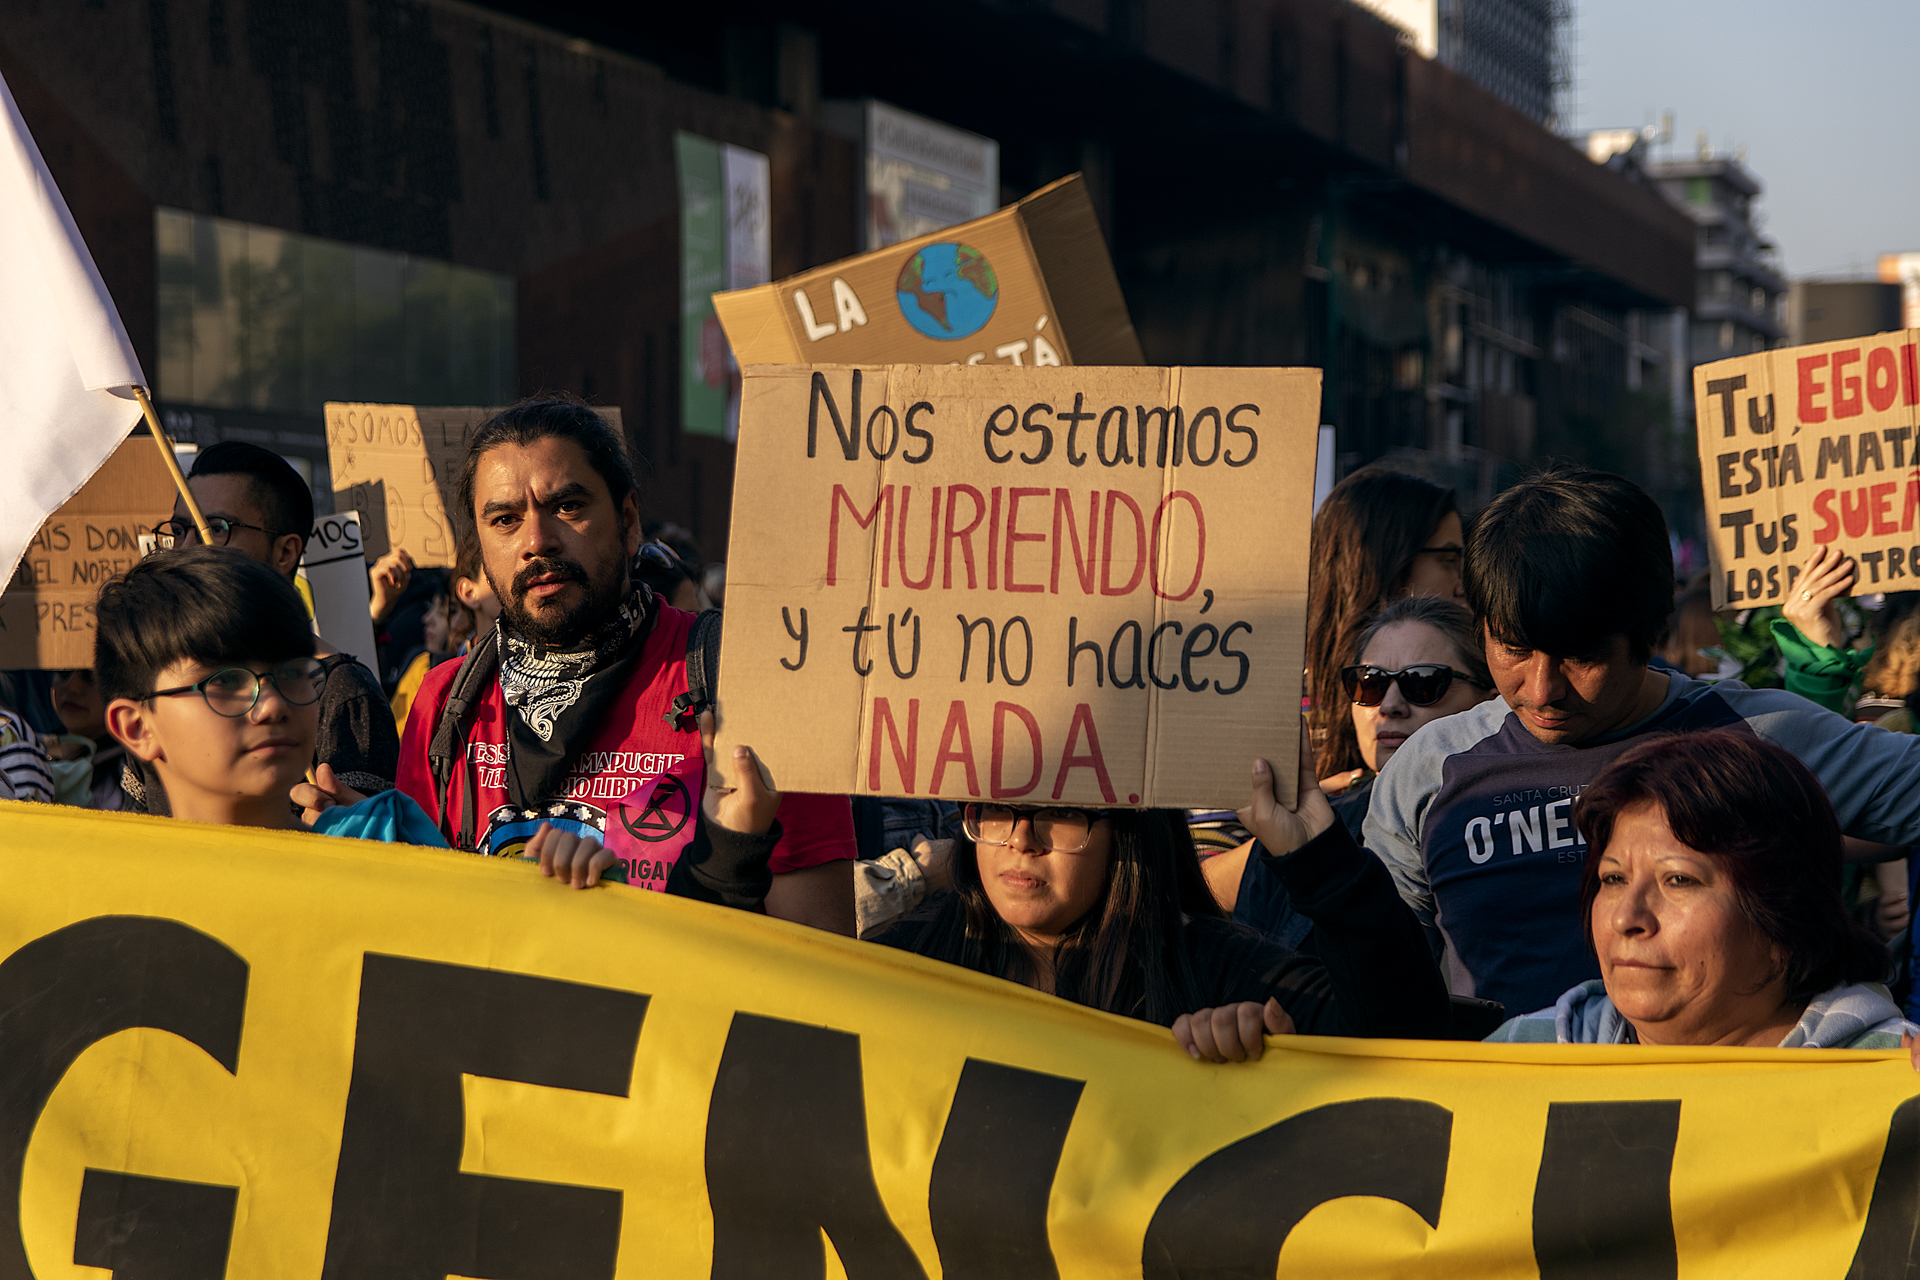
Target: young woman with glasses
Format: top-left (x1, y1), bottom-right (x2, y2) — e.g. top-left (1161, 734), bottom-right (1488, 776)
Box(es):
top-left (868, 734), bottom-right (1451, 1059)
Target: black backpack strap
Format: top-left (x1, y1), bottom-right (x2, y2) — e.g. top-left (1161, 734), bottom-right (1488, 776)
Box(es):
top-left (668, 608), bottom-right (724, 733)
top-left (428, 635), bottom-right (500, 850)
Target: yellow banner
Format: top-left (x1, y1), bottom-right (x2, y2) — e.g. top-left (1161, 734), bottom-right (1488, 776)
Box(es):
top-left (3, 799), bottom-right (1919, 1277)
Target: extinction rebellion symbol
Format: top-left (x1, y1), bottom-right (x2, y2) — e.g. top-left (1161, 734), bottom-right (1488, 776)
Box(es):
top-left (619, 775), bottom-right (693, 843)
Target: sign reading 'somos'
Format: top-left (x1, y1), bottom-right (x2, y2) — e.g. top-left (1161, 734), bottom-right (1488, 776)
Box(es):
top-left (1695, 332), bottom-right (1920, 609)
top-left (712, 175), bottom-right (1144, 371)
top-left (719, 363), bottom-right (1319, 810)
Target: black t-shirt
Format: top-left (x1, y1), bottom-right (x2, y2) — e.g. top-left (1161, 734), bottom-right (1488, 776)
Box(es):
top-left (872, 821), bottom-right (1448, 1038)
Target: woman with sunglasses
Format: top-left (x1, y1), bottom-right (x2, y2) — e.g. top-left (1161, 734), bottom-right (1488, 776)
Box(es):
top-left (1331, 596), bottom-right (1495, 836)
top-left (1208, 598), bottom-right (1493, 950)
top-left (868, 734), bottom-right (1451, 1057)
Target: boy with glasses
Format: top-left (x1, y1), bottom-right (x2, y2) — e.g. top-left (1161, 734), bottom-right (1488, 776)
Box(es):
top-left (140, 441), bottom-right (398, 812)
top-left (95, 546), bottom-right (427, 835)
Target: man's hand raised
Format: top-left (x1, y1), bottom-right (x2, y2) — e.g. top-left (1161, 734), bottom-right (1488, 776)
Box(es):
top-left (1237, 721), bottom-right (1337, 856)
top-left (698, 711), bottom-right (780, 836)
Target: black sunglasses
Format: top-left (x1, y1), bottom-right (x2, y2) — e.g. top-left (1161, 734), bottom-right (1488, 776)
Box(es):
top-left (1340, 663), bottom-right (1486, 708)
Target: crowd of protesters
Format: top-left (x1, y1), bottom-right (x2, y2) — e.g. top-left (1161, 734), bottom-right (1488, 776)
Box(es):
top-left (7, 397), bottom-right (1920, 1062)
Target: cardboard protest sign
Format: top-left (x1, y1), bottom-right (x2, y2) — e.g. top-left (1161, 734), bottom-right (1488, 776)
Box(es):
top-left (325, 403), bottom-right (624, 566)
top-left (8, 798), bottom-right (1920, 1276)
top-left (1694, 330), bottom-right (1920, 609)
top-left (712, 174), bottom-right (1143, 372)
top-left (0, 438), bottom-right (175, 668)
top-left (719, 363), bottom-right (1319, 809)
top-left (296, 510), bottom-right (379, 664)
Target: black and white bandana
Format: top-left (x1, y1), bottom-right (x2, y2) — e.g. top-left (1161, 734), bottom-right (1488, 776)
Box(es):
top-left (495, 581), bottom-right (655, 810)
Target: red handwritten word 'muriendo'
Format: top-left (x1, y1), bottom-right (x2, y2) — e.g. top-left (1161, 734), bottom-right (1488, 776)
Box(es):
top-left (825, 484), bottom-right (1207, 601)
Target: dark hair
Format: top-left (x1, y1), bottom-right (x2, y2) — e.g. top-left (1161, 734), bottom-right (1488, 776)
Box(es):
top-left (896, 809), bottom-right (1225, 1024)
top-left (93, 546), bottom-right (317, 704)
top-left (1574, 730), bottom-right (1886, 1003)
top-left (1354, 596), bottom-right (1492, 689)
top-left (456, 396), bottom-right (634, 534)
top-left (1466, 465), bottom-right (1672, 662)
top-left (1305, 468), bottom-right (1458, 775)
top-left (188, 441), bottom-right (313, 550)
top-left (452, 530), bottom-right (485, 586)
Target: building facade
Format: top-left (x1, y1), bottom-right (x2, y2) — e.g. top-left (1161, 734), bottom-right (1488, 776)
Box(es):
top-left (1646, 154), bottom-right (1787, 365)
top-left (4, 0), bottom-right (1692, 559)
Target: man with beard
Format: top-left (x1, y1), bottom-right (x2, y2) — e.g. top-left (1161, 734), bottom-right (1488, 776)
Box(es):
top-left (392, 398), bottom-right (857, 930)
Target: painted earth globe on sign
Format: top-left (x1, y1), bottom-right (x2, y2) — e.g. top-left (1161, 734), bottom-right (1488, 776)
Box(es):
top-left (895, 241), bottom-right (999, 340)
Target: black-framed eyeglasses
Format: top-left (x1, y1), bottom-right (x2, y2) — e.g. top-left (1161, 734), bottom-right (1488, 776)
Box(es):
top-left (1340, 663), bottom-right (1486, 708)
top-left (148, 660), bottom-right (328, 718)
top-left (153, 516), bottom-right (276, 548)
top-left (962, 803), bottom-right (1113, 854)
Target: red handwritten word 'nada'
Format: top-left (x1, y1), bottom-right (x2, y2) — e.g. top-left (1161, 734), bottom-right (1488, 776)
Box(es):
top-left (867, 696), bottom-right (1118, 802)
top-left (825, 484), bottom-right (1206, 601)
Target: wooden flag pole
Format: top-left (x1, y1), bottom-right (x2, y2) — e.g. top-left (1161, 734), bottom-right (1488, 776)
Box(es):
top-left (132, 386), bottom-right (213, 543)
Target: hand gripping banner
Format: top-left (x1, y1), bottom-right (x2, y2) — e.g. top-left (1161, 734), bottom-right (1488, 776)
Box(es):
top-left (4, 799), bottom-right (1920, 1277)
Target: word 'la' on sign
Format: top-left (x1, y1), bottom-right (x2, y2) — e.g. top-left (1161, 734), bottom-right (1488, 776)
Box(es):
top-left (718, 363), bottom-right (1321, 810)
top-left (1695, 330), bottom-right (1920, 610)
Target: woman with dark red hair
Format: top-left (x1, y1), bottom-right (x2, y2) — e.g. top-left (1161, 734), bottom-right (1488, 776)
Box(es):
top-left (1486, 729), bottom-right (1914, 1048)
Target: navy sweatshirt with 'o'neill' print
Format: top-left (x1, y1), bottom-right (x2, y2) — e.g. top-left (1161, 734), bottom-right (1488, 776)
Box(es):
top-left (1363, 670), bottom-right (1920, 1017)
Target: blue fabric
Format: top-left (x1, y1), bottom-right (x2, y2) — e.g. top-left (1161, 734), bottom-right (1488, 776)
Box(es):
top-left (1487, 978), bottom-right (1917, 1048)
top-left (1232, 841), bottom-right (1318, 954)
top-left (312, 789), bottom-right (450, 847)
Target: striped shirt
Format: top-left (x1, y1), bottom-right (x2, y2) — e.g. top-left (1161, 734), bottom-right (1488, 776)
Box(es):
top-left (0, 708), bottom-right (53, 803)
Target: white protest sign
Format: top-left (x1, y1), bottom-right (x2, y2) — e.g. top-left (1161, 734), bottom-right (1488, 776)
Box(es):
top-left (297, 510), bottom-right (379, 666)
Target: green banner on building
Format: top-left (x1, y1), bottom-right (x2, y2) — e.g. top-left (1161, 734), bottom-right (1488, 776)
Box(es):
top-left (676, 132), bottom-right (728, 438)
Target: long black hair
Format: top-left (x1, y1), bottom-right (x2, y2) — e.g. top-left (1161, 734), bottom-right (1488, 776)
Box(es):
top-left (896, 809), bottom-right (1225, 1024)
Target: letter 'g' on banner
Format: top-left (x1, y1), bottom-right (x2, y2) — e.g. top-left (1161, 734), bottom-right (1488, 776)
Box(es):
top-left (6, 801), bottom-right (1920, 1275)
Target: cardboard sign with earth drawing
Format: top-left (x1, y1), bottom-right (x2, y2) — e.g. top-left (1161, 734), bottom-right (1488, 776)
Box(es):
top-left (718, 363), bottom-right (1321, 809)
top-left (711, 174), bottom-right (1143, 372)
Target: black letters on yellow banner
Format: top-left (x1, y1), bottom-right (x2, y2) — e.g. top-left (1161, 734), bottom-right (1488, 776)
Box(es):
top-left (0, 917), bottom-right (248, 1280)
top-left (11, 917), bottom-right (1920, 1275)
top-left (320, 955), bottom-right (647, 1278)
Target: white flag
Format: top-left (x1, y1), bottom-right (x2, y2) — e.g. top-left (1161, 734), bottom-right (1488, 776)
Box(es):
top-left (0, 69), bottom-right (146, 591)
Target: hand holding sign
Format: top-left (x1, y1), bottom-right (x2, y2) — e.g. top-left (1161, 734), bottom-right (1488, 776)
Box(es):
top-left (1780, 545), bottom-right (1855, 649)
top-left (1237, 723), bottom-right (1336, 857)
top-left (700, 710), bottom-right (780, 835)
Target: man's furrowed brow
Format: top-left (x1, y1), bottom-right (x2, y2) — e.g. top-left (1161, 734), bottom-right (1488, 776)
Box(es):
top-left (540, 482), bottom-right (594, 507)
top-left (480, 496), bottom-right (525, 518)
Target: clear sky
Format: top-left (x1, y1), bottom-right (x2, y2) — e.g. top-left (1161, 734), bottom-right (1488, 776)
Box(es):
top-left (1575, 0), bottom-right (1920, 279)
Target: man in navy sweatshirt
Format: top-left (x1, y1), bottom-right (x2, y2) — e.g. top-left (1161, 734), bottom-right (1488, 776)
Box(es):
top-left (1365, 466), bottom-right (1920, 1017)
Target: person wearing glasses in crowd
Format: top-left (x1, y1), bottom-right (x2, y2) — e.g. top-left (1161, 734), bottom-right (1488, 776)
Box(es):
top-left (1204, 597), bottom-right (1494, 948)
top-left (1367, 466), bottom-right (1920, 1019)
top-left (93, 547), bottom-right (437, 840)
top-left (385, 397), bottom-right (857, 926)
top-left (144, 442), bottom-right (399, 812)
top-left (870, 731), bottom-right (1451, 1058)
